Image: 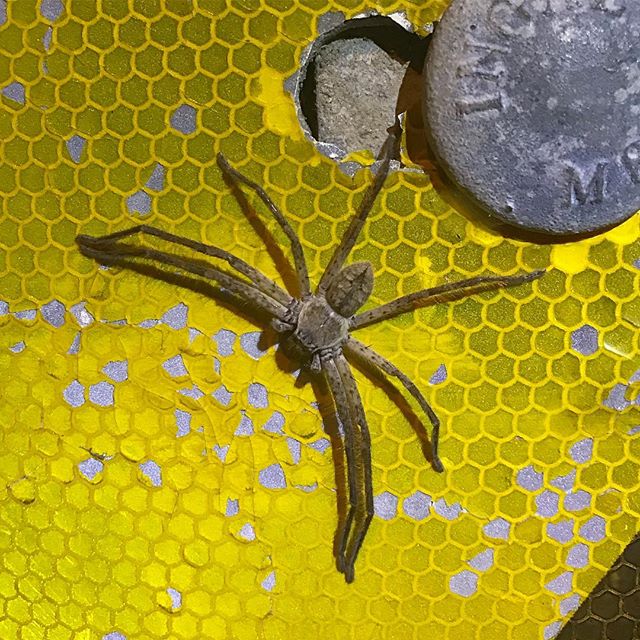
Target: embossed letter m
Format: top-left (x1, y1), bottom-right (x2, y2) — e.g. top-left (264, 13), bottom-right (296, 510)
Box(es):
top-left (565, 163), bottom-right (608, 208)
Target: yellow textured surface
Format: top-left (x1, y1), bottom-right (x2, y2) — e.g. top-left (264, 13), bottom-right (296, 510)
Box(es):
top-left (1, 1), bottom-right (639, 639)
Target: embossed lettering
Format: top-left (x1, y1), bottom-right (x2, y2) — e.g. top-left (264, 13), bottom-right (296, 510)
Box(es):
top-left (565, 163), bottom-right (608, 207)
top-left (622, 141), bottom-right (640, 184)
top-left (456, 39), bottom-right (508, 80)
top-left (488, 0), bottom-right (535, 37)
top-left (455, 33), bottom-right (508, 118)
top-left (456, 95), bottom-right (504, 116)
top-left (466, 37), bottom-right (509, 53)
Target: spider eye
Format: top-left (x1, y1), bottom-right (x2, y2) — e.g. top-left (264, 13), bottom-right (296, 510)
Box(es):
top-left (325, 262), bottom-right (373, 317)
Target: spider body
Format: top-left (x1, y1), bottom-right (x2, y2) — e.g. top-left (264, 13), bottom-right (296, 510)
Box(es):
top-left (76, 122), bottom-right (544, 583)
top-left (277, 295), bottom-right (349, 371)
top-left (276, 262), bottom-right (374, 372)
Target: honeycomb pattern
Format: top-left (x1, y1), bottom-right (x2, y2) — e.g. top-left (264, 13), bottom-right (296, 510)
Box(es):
top-left (1, 1), bottom-right (639, 639)
top-left (557, 533), bottom-right (640, 640)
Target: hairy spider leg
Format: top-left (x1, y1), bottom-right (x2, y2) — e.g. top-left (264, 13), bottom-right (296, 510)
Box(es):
top-left (217, 154), bottom-right (311, 298)
top-left (217, 147), bottom-right (382, 580)
top-left (345, 337), bottom-right (444, 473)
top-left (334, 354), bottom-right (374, 582)
top-left (317, 119), bottom-right (402, 296)
top-left (322, 358), bottom-right (366, 583)
top-left (76, 239), bottom-right (288, 319)
top-left (351, 269), bottom-right (546, 330)
top-left (77, 226), bottom-right (293, 307)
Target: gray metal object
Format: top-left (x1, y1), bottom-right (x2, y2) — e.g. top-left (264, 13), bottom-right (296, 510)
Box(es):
top-left (424, 0), bottom-right (640, 235)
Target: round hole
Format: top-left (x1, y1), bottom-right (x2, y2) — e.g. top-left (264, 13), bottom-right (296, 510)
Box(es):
top-left (290, 14), bottom-right (430, 163)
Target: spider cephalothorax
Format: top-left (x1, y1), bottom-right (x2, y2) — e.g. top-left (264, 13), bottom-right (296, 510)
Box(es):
top-left (274, 262), bottom-right (374, 371)
top-left (76, 122), bottom-right (544, 582)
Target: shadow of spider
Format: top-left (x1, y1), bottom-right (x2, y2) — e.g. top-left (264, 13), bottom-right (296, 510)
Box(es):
top-left (76, 121), bottom-right (544, 582)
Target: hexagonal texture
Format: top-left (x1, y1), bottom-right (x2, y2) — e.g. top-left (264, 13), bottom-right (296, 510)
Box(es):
top-left (556, 534), bottom-right (640, 640)
top-left (0, 2), bottom-right (639, 640)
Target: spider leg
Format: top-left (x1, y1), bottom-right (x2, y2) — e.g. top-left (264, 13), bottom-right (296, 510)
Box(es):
top-left (316, 120), bottom-right (401, 296)
top-left (322, 357), bottom-right (364, 583)
top-left (334, 354), bottom-right (374, 581)
top-left (351, 270), bottom-right (545, 330)
top-left (77, 239), bottom-right (288, 321)
top-left (77, 226), bottom-right (292, 307)
top-left (345, 337), bottom-right (444, 473)
top-left (217, 154), bottom-right (311, 297)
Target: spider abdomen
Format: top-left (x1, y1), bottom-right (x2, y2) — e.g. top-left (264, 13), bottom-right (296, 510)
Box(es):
top-left (325, 262), bottom-right (374, 317)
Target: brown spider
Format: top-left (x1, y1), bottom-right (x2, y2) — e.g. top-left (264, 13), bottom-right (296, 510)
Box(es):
top-left (76, 122), bottom-right (544, 583)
